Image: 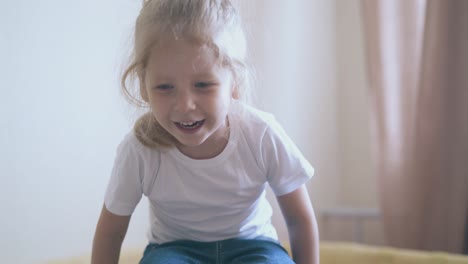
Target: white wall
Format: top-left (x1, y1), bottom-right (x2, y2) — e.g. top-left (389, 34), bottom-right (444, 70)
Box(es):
top-left (2, 0), bottom-right (348, 263)
top-left (1, 1), bottom-right (148, 263)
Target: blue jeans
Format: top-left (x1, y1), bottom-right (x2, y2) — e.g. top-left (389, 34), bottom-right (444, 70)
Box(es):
top-left (139, 237), bottom-right (295, 264)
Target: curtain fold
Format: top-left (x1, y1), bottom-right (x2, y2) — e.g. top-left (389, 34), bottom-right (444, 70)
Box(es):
top-left (361, 0), bottom-right (468, 253)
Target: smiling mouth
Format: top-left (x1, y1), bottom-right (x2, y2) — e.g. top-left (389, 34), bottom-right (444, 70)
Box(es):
top-left (175, 120), bottom-right (205, 130)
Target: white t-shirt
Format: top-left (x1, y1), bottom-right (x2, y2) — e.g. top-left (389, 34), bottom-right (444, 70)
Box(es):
top-left (104, 103), bottom-right (315, 244)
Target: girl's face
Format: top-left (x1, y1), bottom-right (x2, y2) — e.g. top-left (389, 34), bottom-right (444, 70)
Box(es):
top-left (143, 38), bottom-right (235, 159)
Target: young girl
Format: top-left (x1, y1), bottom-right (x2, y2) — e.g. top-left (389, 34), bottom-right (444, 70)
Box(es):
top-left (92, 0), bottom-right (319, 263)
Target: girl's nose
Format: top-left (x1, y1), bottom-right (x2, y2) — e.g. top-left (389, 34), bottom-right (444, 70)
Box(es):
top-left (174, 89), bottom-right (196, 112)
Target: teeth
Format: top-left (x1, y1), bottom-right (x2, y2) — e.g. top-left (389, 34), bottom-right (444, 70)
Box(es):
top-left (180, 121), bottom-right (197, 126)
top-left (177, 121), bottom-right (202, 129)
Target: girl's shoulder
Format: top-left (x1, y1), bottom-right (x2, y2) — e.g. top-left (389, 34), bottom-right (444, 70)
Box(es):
top-left (114, 131), bottom-right (162, 195)
top-left (231, 102), bottom-right (288, 147)
top-left (116, 130), bottom-right (163, 158)
top-left (118, 131), bottom-right (145, 151)
top-left (232, 102), bottom-right (277, 130)
top-left (232, 102), bottom-right (295, 147)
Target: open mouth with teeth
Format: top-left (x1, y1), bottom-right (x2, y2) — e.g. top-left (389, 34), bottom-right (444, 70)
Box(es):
top-left (175, 120), bottom-right (205, 131)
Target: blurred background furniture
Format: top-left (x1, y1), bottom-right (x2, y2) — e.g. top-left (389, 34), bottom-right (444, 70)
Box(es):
top-left (45, 207), bottom-right (468, 264)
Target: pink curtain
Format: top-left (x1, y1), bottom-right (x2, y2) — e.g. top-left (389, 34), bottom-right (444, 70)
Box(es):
top-left (361, 0), bottom-right (468, 253)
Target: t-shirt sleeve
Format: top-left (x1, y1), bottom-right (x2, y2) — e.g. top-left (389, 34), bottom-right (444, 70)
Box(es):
top-left (261, 118), bottom-right (315, 196)
top-left (104, 134), bottom-right (144, 216)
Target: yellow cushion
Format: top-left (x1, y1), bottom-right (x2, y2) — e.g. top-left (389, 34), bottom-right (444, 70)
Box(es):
top-left (319, 242), bottom-right (468, 264)
top-left (44, 242), bottom-right (468, 264)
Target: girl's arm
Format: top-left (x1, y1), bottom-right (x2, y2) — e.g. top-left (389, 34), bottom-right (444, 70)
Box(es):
top-left (91, 204), bottom-right (131, 264)
top-left (277, 185), bottom-right (319, 264)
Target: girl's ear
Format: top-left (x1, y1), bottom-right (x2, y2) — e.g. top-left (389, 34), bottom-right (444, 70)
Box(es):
top-left (231, 87), bottom-right (240, 99)
top-left (140, 84), bottom-right (149, 102)
top-left (139, 73), bottom-right (149, 102)
top-left (230, 70), bottom-right (240, 99)
top-left (231, 79), bottom-right (240, 99)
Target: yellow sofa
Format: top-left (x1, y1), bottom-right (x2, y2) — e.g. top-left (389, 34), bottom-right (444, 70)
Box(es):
top-left (45, 242), bottom-right (468, 264)
top-left (318, 242), bottom-right (468, 264)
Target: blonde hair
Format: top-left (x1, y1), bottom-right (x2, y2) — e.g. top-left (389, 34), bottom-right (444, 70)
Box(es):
top-left (121, 0), bottom-right (253, 149)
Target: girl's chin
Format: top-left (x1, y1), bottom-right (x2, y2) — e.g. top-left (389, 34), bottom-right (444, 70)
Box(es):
top-left (175, 139), bottom-right (209, 157)
top-left (173, 133), bottom-right (208, 148)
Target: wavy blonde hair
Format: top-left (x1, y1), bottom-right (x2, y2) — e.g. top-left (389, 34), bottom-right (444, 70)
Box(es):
top-left (121, 0), bottom-right (253, 149)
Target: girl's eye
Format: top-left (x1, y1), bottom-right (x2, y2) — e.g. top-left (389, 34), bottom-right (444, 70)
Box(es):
top-left (155, 84), bottom-right (173, 90)
top-left (194, 82), bottom-right (214, 88)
